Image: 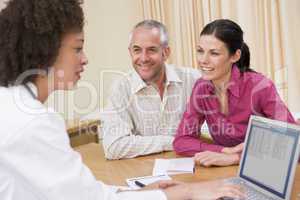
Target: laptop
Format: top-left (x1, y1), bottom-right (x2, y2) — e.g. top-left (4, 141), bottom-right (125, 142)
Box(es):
top-left (224, 115), bottom-right (300, 200)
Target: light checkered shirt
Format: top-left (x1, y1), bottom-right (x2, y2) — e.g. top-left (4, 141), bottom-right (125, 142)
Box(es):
top-left (101, 64), bottom-right (200, 159)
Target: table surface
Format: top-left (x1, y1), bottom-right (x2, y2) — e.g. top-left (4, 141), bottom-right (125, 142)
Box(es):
top-left (75, 143), bottom-right (300, 199)
top-left (66, 119), bottom-right (100, 136)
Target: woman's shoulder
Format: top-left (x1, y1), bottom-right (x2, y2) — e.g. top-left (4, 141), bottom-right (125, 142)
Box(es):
top-left (241, 70), bottom-right (276, 93)
top-left (0, 85), bottom-right (64, 140)
top-left (243, 70), bottom-right (274, 85)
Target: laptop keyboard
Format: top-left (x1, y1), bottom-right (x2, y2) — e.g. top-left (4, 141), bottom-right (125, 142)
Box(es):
top-left (223, 178), bottom-right (276, 200)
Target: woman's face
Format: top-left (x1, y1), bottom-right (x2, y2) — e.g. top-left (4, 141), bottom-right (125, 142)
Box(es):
top-left (51, 31), bottom-right (88, 90)
top-left (196, 35), bottom-right (240, 86)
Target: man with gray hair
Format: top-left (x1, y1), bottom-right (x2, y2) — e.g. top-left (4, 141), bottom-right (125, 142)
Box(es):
top-left (101, 19), bottom-right (200, 159)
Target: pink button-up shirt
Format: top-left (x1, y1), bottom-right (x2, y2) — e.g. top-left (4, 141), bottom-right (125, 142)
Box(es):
top-left (173, 66), bottom-right (295, 156)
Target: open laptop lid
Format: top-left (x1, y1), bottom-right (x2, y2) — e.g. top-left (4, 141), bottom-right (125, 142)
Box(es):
top-left (238, 115), bottom-right (300, 200)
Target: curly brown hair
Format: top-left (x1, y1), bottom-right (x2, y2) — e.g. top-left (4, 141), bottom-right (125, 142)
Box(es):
top-left (0, 0), bottom-right (84, 87)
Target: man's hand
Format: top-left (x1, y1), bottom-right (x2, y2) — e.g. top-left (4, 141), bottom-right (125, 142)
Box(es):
top-left (194, 151), bottom-right (240, 167)
top-left (296, 118), bottom-right (300, 125)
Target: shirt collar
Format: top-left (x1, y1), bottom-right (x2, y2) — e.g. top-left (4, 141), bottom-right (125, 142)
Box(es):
top-left (24, 82), bottom-right (38, 99)
top-left (130, 64), bottom-right (183, 94)
top-left (205, 64), bottom-right (241, 97)
top-left (130, 70), bottom-right (148, 94)
top-left (165, 64), bottom-right (183, 85)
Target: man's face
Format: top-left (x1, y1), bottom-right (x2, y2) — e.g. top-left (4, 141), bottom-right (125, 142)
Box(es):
top-left (128, 27), bottom-right (170, 83)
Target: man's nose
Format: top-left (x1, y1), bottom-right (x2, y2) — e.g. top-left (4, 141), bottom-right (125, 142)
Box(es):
top-left (140, 50), bottom-right (150, 62)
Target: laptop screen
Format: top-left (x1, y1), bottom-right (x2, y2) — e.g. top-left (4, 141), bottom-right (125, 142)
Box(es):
top-left (239, 119), bottom-right (299, 199)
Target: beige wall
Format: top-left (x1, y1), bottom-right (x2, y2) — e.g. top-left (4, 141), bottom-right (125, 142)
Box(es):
top-left (47, 0), bottom-right (144, 119)
top-left (0, 0), bottom-right (145, 119)
top-left (1, 0), bottom-right (299, 119)
top-left (0, 0), bottom-right (6, 10)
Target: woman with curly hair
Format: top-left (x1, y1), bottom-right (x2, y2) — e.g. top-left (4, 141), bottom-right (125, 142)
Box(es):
top-left (0, 0), bottom-right (246, 200)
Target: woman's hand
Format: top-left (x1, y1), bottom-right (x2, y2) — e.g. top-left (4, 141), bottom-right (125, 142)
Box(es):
top-left (140, 180), bottom-right (184, 191)
top-left (188, 180), bottom-right (245, 200)
top-left (194, 151), bottom-right (240, 167)
top-left (163, 180), bottom-right (245, 200)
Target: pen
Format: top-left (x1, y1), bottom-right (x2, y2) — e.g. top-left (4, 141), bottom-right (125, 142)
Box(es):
top-left (134, 180), bottom-right (146, 188)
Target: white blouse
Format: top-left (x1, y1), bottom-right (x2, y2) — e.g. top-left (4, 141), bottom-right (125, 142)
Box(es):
top-left (0, 83), bottom-right (166, 200)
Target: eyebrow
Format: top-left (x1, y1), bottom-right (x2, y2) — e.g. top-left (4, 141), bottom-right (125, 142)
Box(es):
top-left (196, 45), bottom-right (220, 51)
top-left (131, 45), bottom-right (160, 49)
top-left (131, 45), bottom-right (141, 48)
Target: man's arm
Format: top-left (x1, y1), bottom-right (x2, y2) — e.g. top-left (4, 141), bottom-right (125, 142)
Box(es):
top-left (103, 133), bottom-right (174, 160)
top-left (101, 80), bottom-right (173, 160)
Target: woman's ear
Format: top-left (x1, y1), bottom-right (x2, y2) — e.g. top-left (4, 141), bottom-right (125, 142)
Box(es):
top-left (230, 49), bottom-right (241, 63)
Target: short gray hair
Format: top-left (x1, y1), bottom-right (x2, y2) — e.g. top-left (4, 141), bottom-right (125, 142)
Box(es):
top-left (129, 19), bottom-right (169, 47)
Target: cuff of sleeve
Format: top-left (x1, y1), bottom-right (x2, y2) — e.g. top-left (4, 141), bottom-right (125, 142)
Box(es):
top-left (209, 144), bottom-right (223, 153)
top-left (163, 136), bottom-right (174, 151)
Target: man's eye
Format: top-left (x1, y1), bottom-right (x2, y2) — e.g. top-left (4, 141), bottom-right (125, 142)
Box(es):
top-left (149, 48), bottom-right (158, 52)
top-left (196, 49), bottom-right (204, 54)
top-left (133, 49), bottom-right (140, 53)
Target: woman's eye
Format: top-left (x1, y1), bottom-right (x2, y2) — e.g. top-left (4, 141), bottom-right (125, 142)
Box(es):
top-left (75, 48), bottom-right (82, 53)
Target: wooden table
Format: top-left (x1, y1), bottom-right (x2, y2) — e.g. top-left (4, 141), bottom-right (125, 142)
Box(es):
top-left (75, 143), bottom-right (300, 199)
top-left (66, 119), bottom-right (100, 147)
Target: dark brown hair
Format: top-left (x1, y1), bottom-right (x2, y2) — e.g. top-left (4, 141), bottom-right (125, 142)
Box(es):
top-left (0, 0), bottom-right (84, 86)
top-left (201, 19), bottom-right (252, 72)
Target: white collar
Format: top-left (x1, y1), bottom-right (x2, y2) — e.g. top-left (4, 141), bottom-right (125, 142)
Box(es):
top-left (130, 64), bottom-right (183, 94)
top-left (24, 82), bottom-right (38, 99)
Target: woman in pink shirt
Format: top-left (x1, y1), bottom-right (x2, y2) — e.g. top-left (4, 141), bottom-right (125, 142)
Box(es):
top-left (173, 19), bottom-right (295, 167)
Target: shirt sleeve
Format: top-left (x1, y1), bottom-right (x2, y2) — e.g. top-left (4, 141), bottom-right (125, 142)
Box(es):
top-left (173, 82), bottom-right (224, 156)
top-left (1, 112), bottom-right (167, 200)
top-left (101, 81), bottom-right (174, 160)
top-left (258, 79), bottom-right (295, 123)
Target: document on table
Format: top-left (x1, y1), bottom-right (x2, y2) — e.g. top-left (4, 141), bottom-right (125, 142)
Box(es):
top-left (152, 157), bottom-right (195, 176)
top-left (126, 174), bottom-right (172, 189)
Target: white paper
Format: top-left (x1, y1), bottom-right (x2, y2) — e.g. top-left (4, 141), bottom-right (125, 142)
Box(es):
top-left (152, 157), bottom-right (195, 176)
top-left (126, 174), bottom-right (172, 189)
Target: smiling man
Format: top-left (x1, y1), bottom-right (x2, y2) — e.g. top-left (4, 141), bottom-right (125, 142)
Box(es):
top-left (101, 20), bottom-right (200, 159)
